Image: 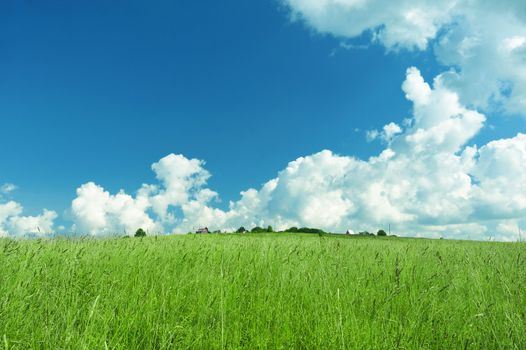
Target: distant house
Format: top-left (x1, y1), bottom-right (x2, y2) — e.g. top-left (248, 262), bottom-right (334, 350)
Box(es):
top-left (346, 229), bottom-right (355, 235)
top-left (196, 227), bottom-right (209, 234)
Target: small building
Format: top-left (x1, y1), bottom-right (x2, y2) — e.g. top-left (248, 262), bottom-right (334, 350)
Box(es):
top-left (346, 229), bottom-right (355, 235)
top-left (196, 227), bottom-right (209, 234)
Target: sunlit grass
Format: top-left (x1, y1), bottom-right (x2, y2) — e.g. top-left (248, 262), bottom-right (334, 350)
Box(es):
top-left (1, 233), bottom-right (525, 349)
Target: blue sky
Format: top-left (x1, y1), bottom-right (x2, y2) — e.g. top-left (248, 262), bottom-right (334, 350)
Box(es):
top-left (1, 0), bottom-right (525, 239)
top-left (0, 1), bottom-right (418, 211)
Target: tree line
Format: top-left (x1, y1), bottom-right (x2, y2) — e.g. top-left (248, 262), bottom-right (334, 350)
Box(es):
top-left (134, 227), bottom-right (392, 237)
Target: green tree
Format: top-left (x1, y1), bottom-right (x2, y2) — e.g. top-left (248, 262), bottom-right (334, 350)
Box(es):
top-left (267, 225), bottom-right (273, 233)
top-left (377, 229), bottom-right (387, 236)
top-left (236, 226), bottom-right (247, 233)
top-left (299, 227), bottom-right (325, 234)
top-left (134, 228), bottom-right (146, 237)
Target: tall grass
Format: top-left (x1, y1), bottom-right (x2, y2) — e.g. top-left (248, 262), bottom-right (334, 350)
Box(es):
top-left (0, 233), bottom-right (525, 349)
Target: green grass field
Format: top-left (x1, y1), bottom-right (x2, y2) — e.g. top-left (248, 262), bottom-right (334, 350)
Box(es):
top-left (1, 233), bottom-right (525, 349)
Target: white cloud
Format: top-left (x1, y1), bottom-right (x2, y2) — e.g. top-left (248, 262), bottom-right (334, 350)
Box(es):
top-left (284, 0), bottom-right (457, 50)
top-left (495, 220), bottom-right (523, 242)
top-left (502, 36), bottom-right (526, 52)
top-left (470, 134), bottom-right (526, 220)
top-left (365, 129), bottom-right (379, 142)
top-left (397, 67), bottom-right (486, 154)
top-left (0, 201), bottom-right (22, 227)
top-left (149, 154), bottom-right (212, 220)
top-left (367, 122), bottom-right (402, 143)
top-left (0, 186), bottom-right (57, 237)
top-left (0, 183), bottom-right (16, 199)
top-left (5, 210), bottom-right (57, 237)
top-left (71, 182), bottom-right (158, 235)
top-left (71, 155), bottom-right (219, 235)
top-left (382, 122), bottom-right (402, 141)
top-left (282, 0), bottom-right (526, 116)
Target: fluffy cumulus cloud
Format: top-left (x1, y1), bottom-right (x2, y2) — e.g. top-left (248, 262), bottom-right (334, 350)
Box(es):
top-left (0, 185), bottom-right (57, 237)
top-left (282, 0), bottom-right (526, 115)
top-left (69, 68), bottom-right (525, 240)
top-left (367, 122), bottom-right (402, 143)
top-left (71, 182), bottom-right (158, 235)
top-left (71, 155), bottom-right (224, 235)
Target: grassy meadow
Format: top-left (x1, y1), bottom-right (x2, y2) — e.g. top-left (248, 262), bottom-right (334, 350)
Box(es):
top-left (0, 233), bottom-right (525, 349)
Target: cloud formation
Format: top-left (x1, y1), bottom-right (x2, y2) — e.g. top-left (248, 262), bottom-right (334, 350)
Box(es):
top-left (69, 68), bottom-right (525, 240)
top-left (70, 155), bottom-right (220, 235)
top-left (71, 182), bottom-right (158, 235)
top-left (0, 186), bottom-right (57, 237)
top-left (0, 183), bottom-right (16, 197)
top-left (282, 0), bottom-right (526, 116)
top-left (2, 1), bottom-right (525, 241)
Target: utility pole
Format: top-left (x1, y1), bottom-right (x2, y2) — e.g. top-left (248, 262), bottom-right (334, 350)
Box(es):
top-left (388, 224), bottom-right (391, 236)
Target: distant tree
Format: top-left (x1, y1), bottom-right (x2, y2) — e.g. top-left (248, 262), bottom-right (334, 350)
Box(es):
top-left (236, 226), bottom-right (247, 233)
top-left (299, 227), bottom-right (325, 234)
top-left (135, 228), bottom-right (146, 237)
top-left (251, 226), bottom-right (265, 233)
top-left (377, 229), bottom-right (387, 236)
top-left (267, 225), bottom-right (273, 233)
top-left (284, 227), bottom-right (325, 234)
